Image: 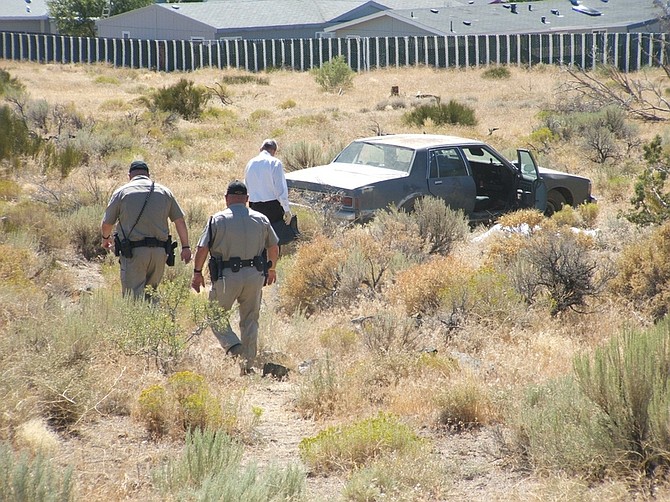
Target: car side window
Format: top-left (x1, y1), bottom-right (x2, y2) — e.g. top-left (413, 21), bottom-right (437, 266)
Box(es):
top-left (429, 148), bottom-right (467, 178)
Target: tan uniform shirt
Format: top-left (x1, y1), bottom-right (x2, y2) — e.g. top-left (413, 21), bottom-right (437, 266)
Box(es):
top-left (103, 175), bottom-right (184, 241)
top-left (197, 204), bottom-right (279, 259)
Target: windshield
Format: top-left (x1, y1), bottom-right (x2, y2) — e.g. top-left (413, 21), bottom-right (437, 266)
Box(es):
top-left (334, 141), bottom-right (414, 174)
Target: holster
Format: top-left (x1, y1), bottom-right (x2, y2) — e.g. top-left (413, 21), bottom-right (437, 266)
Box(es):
top-left (165, 235), bottom-right (177, 266)
top-left (113, 233), bottom-right (132, 258)
top-left (208, 256), bottom-right (222, 282)
top-left (253, 255), bottom-right (267, 272)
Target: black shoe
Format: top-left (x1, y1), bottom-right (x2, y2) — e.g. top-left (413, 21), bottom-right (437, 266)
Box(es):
top-left (262, 362), bottom-right (290, 380)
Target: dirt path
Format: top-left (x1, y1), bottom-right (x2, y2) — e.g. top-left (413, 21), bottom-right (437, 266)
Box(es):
top-left (242, 378), bottom-right (347, 501)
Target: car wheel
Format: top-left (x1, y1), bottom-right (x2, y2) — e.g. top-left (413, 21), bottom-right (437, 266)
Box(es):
top-left (545, 191), bottom-right (566, 216)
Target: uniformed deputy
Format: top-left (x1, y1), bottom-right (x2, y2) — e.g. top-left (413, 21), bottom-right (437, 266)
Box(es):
top-left (101, 160), bottom-right (192, 298)
top-left (191, 180), bottom-right (280, 375)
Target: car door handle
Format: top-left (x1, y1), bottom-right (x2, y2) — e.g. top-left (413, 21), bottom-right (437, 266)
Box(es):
top-left (433, 180), bottom-right (443, 185)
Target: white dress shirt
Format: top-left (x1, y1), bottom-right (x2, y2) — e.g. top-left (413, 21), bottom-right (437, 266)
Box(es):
top-left (244, 150), bottom-right (290, 212)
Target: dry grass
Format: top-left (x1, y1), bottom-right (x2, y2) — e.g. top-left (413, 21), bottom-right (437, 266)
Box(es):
top-left (1, 59), bottom-right (669, 500)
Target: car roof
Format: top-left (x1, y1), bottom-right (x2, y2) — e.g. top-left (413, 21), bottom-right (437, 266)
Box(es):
top-left (353, 134), bottom-right (487, 149)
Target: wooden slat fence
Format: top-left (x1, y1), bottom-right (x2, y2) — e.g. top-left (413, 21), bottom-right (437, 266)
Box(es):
top-left (1, 31), bottom-right (667, 73)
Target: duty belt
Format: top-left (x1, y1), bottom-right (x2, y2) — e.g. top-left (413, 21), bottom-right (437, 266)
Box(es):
top-left (222, 258), bottom-right (256, 269)
top-left (209, 255), bottom-right (265, 280)
top-left (130, 237), bottom-right (169, 249)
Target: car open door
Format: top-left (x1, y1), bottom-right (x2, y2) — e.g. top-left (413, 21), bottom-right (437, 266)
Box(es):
top-left (517, 149), bottom-right (547, 212)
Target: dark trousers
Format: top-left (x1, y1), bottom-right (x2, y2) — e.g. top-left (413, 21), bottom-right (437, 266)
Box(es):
top-left (250, 199), bottom-right (284, 258)
top-left (250, 200), bottom-right (284, 224)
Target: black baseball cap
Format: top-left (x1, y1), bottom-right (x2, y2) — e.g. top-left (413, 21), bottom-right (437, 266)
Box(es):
top-left (226, 180), bottom-right (248, 196)
top-left (129, 160), bottom-right (149, 173)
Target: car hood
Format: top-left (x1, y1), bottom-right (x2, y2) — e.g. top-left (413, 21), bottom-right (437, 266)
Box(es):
top-left (285, 163), bottom-right (407, 190)
top-left (538, 166), bottom-right (589, 181)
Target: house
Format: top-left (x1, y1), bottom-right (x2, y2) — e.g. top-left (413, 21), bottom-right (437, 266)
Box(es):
top-left (0, 0), bottom-right (57, 34)
top-left (95, 0), bottom-right (665, 41)
top-left (95, 0), bottom-right (390, 41)
top-left (325, 0), bottom-right (665, 37)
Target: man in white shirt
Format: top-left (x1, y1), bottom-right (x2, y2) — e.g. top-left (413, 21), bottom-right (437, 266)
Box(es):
top-left (244, 138), bottom-right (291, 225)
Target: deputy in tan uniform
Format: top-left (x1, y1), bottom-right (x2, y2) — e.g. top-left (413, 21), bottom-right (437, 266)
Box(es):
top-left (102, 160), bottom-right (192, 298)
top-left (191, 180), bottom-right (279, 375)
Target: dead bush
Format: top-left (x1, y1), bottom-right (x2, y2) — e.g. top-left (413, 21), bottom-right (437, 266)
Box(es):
top-left (358, 310), bottom-right (423, 355)
top-left (611, 221), bottom-right (670, 321)
top-left (511, 230), bottom-right (607, 316)
top-left (389, 256), bottom-right (461, 315)
top-left (279, 235), bottom-right (347, 314)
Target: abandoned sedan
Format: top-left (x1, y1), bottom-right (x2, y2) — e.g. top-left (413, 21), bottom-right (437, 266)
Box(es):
top-left (285, 134), bottom-right (594, 223)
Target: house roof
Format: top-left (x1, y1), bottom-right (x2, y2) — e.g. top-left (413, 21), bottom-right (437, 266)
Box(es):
top-left (326, 0), bottom-right (663, 35)
top-left (1, 0), bottom-right (50, 20)
top-left (153, 0), bottom-right (380, 29)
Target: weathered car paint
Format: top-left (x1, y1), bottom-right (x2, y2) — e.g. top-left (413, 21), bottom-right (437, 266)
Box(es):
top-left (286, 134), bottom-right (593, 223)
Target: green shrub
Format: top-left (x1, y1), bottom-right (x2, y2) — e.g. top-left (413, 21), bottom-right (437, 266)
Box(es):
top-left (137, 370), bottom-right (253, 438)
top-left (278, 98), bottom-right (296, 109)
top-left (0, 442), bottom-right (74, 502)
top-left (93, 75), bottom-right (120, 85)
top-left (16, 308), bottom-right (99, 430)
top-left (412, 196), bottom-right (469, 255)
top-left (137, 384), bottom-right (169, 438)
top-left (343, 450), bottom-right (452, 501)
top-left (375, 97), bottom-right (407, 110)
top-left (65, 204), bottom-right (107, 260)
top-left (509, 377), bottom-right (613, 476)
top-left (510, 320), bottom-right (670, 478)
top-left (577, 202), bottom-right (599, 228)
top-left (543, 105), bottom-right (638, 164)
top-left (0, 179), bottom-right (20, 201)
top-left (295, 355), bottom-right (342, 419)
top-left (434, 374), bottom-right (495, 431)
top-left (403, 100), bottom-right (477, 127)
top-left (527, 126), bottom-right (559, 151)
top-left (311, 55), bottom-right (355, 92)
top-left (219, 74), bottom-right (269, 85)
top-left (574, 319), bottom-right (670, 476)
top-left (299, 413), bottom-right (424, 474)
top-left (153, 428), bottom-right (304, 500)
top-left (626, 135), bottom-right (670, 226)
top-left (41, 141), bottom-right (85, 178)
top-left (0, 105), bottom-right (41, 165)
top-left (481, 66), bottom-right (511, 79)
top-left (282, 140), bottom-right (330, 172)
top-left (150, 79), bottom-right (210, 120)
top-left (168, 371), bottom-right (222, 432)
top-left (318, 326), bottom-right (359, 354)
top-left (0, 69), bottom-right (24, 94)
top-left (3, 201), bottom-right (68, 253)
top-left (112, 280), bottom-right (230, 373)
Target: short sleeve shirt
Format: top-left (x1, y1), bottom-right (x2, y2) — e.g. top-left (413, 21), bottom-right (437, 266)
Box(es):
top-left (197, 204), bottom-right (279, 259)
top-left (103, 176), bottom-right (185, 241)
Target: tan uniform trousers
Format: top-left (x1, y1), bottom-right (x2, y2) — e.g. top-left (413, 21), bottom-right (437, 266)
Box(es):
top-left (209, 267), bottom-right (265, 371)
top-left (120, 246), bottom-right (167, 298)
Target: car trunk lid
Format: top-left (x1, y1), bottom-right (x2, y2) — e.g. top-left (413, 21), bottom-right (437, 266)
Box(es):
top-left (285, 163), bottom-right (407, 191)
